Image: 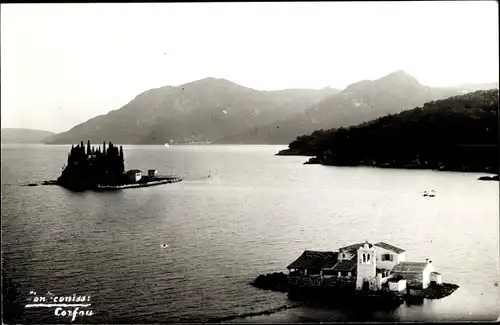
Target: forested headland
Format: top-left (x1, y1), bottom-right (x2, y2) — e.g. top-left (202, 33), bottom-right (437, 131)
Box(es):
top-left (278, 89), bottom-right (499, 174)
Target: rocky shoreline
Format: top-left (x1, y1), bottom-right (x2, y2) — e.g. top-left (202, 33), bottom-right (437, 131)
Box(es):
top-left (276, 149), bottom-right (316, 156)
top-left (25, 180), bottom-right (58, 187)
top-left (251, 272), bottom-right (289, 292)
top-left (478, 175), bottom-right (499, 181)
top-left (250, 272), bottom-right (459, 302)
top-left (286, 154), bottom-right (497, 175)
top-left (25, 177), bottom-right (183, 190)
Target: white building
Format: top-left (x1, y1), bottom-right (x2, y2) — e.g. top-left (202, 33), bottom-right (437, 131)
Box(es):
top-left (388, 278), bottom-right (407, 292)
top-left (392, 260), bottom-right (436, 289)
top-left (374, 242), bottom-right (406, 272)
top-left (126, 169), bottom-right (142, 182)
top-left (431, 271), bottom-right (443, 285)
top-left (352, 241), bottom-right (433, 291)
top-left (287, 240), bottom-right (442, 292)
top-left (355, 242), bottom-right (378, 291)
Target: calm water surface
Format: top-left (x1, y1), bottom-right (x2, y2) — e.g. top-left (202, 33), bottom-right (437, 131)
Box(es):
top-left (1, 144), bottom-right (499, 323)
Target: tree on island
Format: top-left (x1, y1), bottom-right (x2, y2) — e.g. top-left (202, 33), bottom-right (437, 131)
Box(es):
top-left (119, 146), bottom-right (125, 174)
top-left (57, 140), bottom-right (128, 190)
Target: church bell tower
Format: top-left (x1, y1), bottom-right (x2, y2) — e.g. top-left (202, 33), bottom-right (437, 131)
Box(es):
top-left (356, 241), bottom-right (377, 290)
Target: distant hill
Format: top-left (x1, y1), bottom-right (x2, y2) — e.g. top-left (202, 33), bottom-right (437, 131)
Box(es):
top-left (216, 71), bottom-right (497, 144)
top-left (44, 78), bottom-right (340, 145)
top-left (279, 89), bottom-right (499, 174)
top-left (1, 128), bottom-right (54, 144)
top-left (444, 81), bottom-right (499, 93)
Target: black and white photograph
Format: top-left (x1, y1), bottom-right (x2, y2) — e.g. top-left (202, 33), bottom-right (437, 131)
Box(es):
top-left (1, 1), bottom-right (499, 323)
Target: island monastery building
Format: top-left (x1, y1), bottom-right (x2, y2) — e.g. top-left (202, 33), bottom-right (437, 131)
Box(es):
top-left (287, 241), bottom-right (443, 292)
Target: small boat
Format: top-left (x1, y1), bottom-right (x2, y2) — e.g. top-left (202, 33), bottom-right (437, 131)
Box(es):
top-left (423, 190), bottom-right (436, 197)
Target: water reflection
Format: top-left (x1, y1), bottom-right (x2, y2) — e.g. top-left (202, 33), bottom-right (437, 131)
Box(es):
top-left (404, 296), bottom-right (425, 306)
top-left (285, 290), bottom-right (401, 321)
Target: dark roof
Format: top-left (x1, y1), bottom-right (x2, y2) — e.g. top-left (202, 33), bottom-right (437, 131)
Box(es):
top-left (339, 242), bottom-right (372, 252)
top-left (392, 262), bottom-right (430, 273)
top-left (388, 275), bottom-right (405, 282)
top-left (287, 251), bottom-right (338, 270)
top-left (332, 259), bottom-right (357, 272)
top-left (374, 242), bottom-right (405, 254)
top-left (127, 169), bottom-right (142, 173)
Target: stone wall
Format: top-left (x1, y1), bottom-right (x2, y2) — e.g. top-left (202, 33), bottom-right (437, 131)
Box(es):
top-left (290, 275), bottom-right (355, 289)
top-left (399, 273), bottom-right (423, 288)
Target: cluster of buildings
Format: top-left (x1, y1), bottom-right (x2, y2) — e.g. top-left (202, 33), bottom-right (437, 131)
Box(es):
top-left (287, 241), bottom-right (443, 292)
top-left (125, 169), bottom-right (159, 183)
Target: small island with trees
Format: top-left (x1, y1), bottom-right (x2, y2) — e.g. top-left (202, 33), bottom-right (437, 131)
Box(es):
top-left (49, 140), bottom-right (181, 191)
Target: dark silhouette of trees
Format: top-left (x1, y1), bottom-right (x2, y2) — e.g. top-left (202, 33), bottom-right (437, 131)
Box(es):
top-left (119, 146), bottom-right (125, 174)
top-left (281, 89), bottom-right (499, 173)
top-left (57, 140), bottom-right (128, 190)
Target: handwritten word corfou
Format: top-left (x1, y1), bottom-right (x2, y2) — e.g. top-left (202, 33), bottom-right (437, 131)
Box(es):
top-left (55, 307), bottom-right (94, 322)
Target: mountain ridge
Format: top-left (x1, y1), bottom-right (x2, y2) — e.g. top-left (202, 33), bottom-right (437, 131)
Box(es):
top-left (43, 73), bottom-right (499, 145)
top-left (44, 77), bottom-right (341, 145)
top-left (1, 128), bottom-right (55, 144)
top-left (215, 73), bottom-right (498, 144)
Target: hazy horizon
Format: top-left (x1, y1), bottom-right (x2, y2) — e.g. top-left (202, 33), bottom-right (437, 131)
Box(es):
top-left (1, 2), bottom-right (498, 133)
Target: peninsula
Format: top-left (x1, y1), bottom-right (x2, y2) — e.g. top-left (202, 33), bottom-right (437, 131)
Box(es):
top-left (277, 89), bottom-right (499, 175)
top-left (54, 140), bottom-right (181, 191)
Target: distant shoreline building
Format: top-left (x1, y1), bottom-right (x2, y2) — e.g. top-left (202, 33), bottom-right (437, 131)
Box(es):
top-left (126, 169), bottom-right (142, 183)
top-left (148, 169), bottom-right (158, 178)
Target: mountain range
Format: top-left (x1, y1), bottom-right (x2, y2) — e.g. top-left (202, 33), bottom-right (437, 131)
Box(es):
top-left (218, 72), bottom-right (499, 144)
top-left (44, 78), bottom-right (339, 145)
top-left (43, 72), bottom-right (499, 145)
top-left (1, 128), bottom-right (55, 144)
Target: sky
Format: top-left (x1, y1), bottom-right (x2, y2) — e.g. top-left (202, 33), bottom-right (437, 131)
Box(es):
top-left (1, 2), bottom-right (499, 133)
